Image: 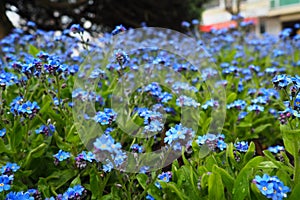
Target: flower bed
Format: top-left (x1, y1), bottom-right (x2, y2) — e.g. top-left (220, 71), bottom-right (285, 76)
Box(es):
top-left (0, 21), bottom-right (299, 199)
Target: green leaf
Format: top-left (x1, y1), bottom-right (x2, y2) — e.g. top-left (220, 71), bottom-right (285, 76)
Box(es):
top-left (232, 156), bottom-right (264, 200)
top-left (38, 178), bottom-right (50, 197)
top-left (23, 143), bottom-right (48, 169)
top-left (176, 165), bottom-right (199, 198)
top-left (201, 172), bottom-right (209, 190)
top-left (226, 143), bottom-right (236, 167)
top-left (90, 168), bottom-right (101, 199)
top-left (70, 175), bottom-right (81, 187)
top-left (181, 148), bottom-right (190, 166)
top-left (242, 142), bottom-right (255, 166)
top-left (199, 111), bottom-right (206, 126)
top-left (198, 144), bottom-right (210, 159)
top-left (288, 182), bottom-right (300, 200)
top-left (208, 171), bottom-right (225, 200)
top-left (253, 116), bottom-right (275, 126)
top-left (202, 117), bottom-right (212, 134)
top-left (11, 121), bottom-right (23, 151)
top-left (280, 125), bottom-right (300, 155)
top-left (191, 140), bottom-right (200, 152)
top-left (257, 161), bottom-right (278, 169)
top-left (148, 184), bottom-right (163, 200)
top-left (176, 167), bottom-right (185, 187)
top-left (237, 122), bottom-right (252, 128)
top-left (110, 186), bottom-right (122, 200)
top-left (53, 132), bottom-right (71, 150)
top-left (40, 95), bottom-right (52, 114)
top-left (276, 169), bottom-right (292, 188)
top-left (263, 150), bottom-right (293, 173)
top-left (136, 173), bottom-right (148, 189)
top-left (0, 138), bottom-right (11, 153)
top-left (172, 159), bottom-right (179, 171)
top-left (205, 156), bottom-right (218, 171)
top-left (100, 194), bottom-right (114, 200)
top-left (250, 182), bottom-right (266, 199)
top-left (47, 169), bottom-right (77, 190)
top-left (253, 124), bottom-right (271, 134)
top-left (29, 44), bottom-right (40, 56)
top-left (212, 165), bottom-right (234, 194)
top-left (160, 182), bottom-right (187, 200)
top-left (198, 166), bottom-right (208, 176)
top-left (227, 92), bottom-right (237, 103)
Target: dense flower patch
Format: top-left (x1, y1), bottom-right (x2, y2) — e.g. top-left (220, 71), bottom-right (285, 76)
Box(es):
top-left (0, 20), bottom-right (300, 199)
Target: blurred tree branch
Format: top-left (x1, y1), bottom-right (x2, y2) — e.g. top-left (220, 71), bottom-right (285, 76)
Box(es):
top-left (0, 0), bottom-right (13, 38)
top-left (1, 0), bottom-right (207, 38)
top-left (225, 0), bottom-right (241, 15)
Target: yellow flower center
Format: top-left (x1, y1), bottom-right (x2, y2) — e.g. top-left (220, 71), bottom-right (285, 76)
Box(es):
top-left (0, 183), bottom-right (4, 187)
top-left (262, 186), bottom-right (267, 191)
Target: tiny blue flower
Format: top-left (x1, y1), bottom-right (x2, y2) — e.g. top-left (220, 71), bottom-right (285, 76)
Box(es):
top-left (158, 172), bottom-right (172, 182)
top-left (53, 150), bottom-right (71, 162)
top-left (176, 95), bottom-right (200, 108)
top-left (70, 24), bottom-right (84, 34)
top-left (139, 166), bottom-right (150, 174)
top-left (227, 100), bottom-right (246, 110)
top-left (238, 111), bottom-right (248, 120)
top-left (0, 162), bottom-right (20, 174)
top-left (164, 124), bottom-right (194, 144)
top-left (268, 145), bottom-right (284, 154)
top-left (0, 175), bottom-right (13, 192)
top-left (181, 21), bottom-right (190, 28)
top-left (234, 141), bottom-right (249, 152)
top-left (103, 160), bottom-right (114, 172)
top-left (0, 129), bottom-right (6, 137)
top-left (131, 144), bottom-right (144, 153)
top-left (272, 74), bottom-right (292, 89)
top-left (146, 194), bottom-right (155, 200)
top-left (94, 135), bottom-right (114, 152)
top-left (217, 140), bottom-right (227, 151)
top-left (112, 25), bottom-right (126, 35)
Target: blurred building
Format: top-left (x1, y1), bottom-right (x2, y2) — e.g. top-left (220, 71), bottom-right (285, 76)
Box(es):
top-left (201, 0), bottom-right (300, 35)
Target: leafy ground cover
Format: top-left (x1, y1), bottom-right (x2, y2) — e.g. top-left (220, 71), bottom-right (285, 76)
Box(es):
top-left (0, 21), bottom-right (300, 199)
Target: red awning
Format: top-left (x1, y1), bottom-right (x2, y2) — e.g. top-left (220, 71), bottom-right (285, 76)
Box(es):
top-left (200, 17), bottom-right (258, 32)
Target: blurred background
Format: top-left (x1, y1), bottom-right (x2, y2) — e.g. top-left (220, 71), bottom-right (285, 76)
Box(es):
top-left (201, 0), bottom-right (300, 36)
top-left (0, 0), bottom-right (300, 39)
top-left (0, 0), bottom-right (204, 38)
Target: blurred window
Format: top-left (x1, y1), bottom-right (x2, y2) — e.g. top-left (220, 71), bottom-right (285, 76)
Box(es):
top-left (260, 21), bottom-right (266, 34)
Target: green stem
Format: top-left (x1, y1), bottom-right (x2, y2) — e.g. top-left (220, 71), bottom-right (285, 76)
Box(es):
top-left (36, 114), bottom-right (47, 125)
top-left (294, 139), bottom-right (300, 185)
top-left (137, 172), bottom-right (159, 200)
top-left (25, 120), bottom-right (29, 149)
top-left (55, 75), bottom-right (62, 110)
top-left (66, 124), bottom-right (76, 140)
top-left (127, 177), bottom-right (134, 200)
top-left (288, 118), bottom-right (294, 130)
top-left (115, 170), bottom-right (131, 200)
top-left (99, 172), bottom-right (111, 197)
top-left (55, 75), bottom-right (68, 125)
top-left (23, 78), bottom-right (30, 98)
